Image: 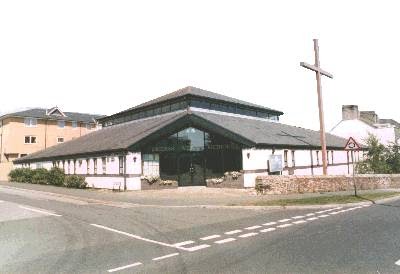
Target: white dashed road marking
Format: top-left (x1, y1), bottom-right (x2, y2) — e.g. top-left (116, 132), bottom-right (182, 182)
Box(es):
top-left (277, 223), bottom-right (293, 228)
top-left (200, 235), bottom-right (220, 241)
top-left (329, 212), bottom-right (340, 215)
top-left (395, 259), bottom-right (400, 266)
top-left (292, 215), bottom-right (305, 219)
top-left (278, 219), bottom-right (291, 223)
top-left (245, 225), bottom-right (262, 230)
top-left (319, 214), bottom-right (330, 218)
top-left (225, 230), bottom-right (242, 235)
top-left (239, 232), bottom-right (258, 238)
top-left (173, 241), bottom-right (195, 247)
top-left (306, 213), bottom-right (315, 216)
top-left (306, 217), bottom-right (319, 221)
top-left (215, 238), bottom-right (236, 244)
top-left (186, 244), bottom-right (210, 252)
top-left (260, 228), bottom-right (276, 233)
top-left (19, 206), bottom-right (62, 217)
top-left (152, 253), bottom-right (179, 261)
top-left (263, 222), bottom-right (277, 226)
top-left (108, 262), bottom-right (142, 273)
top-left (292, 220), bottom-right (307, 224)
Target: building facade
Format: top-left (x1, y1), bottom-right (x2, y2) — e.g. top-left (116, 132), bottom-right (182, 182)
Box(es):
top-left (0, 107), bottom-right (102, 163)
top-left (331, 105), bottom-right (400, 146)
top-left (14, 87), bottom-right (359, 190)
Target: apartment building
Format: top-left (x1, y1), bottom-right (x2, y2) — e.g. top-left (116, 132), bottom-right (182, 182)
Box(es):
top-left (0, 106), bottom-right (103, 163)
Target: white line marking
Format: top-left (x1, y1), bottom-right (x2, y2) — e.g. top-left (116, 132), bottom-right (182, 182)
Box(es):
top-left (108, 262), bottom-right (142, 272)
top-left (245, 225), bottom-right (262, 230)
top-left (292, 215), bottom-right (305, 219)
top-left (200, 235), bottom-right (220, 241)
top-left (263, 222), bottom-right (277, 226)
top-left (238, 232), bottom-right (258, 238)
top-left (152, 253), bottom-right (179, 261)
top-left (225, 230), bottom-right (242, 235)
top-left (329, 212), bottom-right (340, 215)
top-left (91, 224), bottom-right (186, 250)
top-left (277, 223), bottom-right (293, 228)
top-left (260, 227), bottom-right (276, 233)
top-left (19, 206), bottom-right (62, 217)
top-left (306, 213), bottom-right (315, 216)
top-left (318, 214), bottom-right (329, 218)
top-left (395, 259), bottom-right (400, 266)
top-left (186, 244), bottom-right (210, 251)
top-left (306, 217), bottom-right (318, 221)
top-left (362, 204), bottom-right (371, 207)
top-left (292, 220), bottom-right (307, 224)
top-left (173, 240), bottom-right (195, 247)
top-left (278, 219), bottom-right (291, 223)
top-left (215, 238), bottom-right (236, 244)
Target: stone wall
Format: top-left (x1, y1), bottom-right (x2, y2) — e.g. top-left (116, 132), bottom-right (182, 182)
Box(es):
top-left (255, 174), bottom-right (400, 194)
top-left (140, 179), bottom-right (179, 190)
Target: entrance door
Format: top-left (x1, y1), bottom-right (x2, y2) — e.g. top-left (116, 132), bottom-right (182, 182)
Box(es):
top-left (178, 152), bottom-right (205, 186)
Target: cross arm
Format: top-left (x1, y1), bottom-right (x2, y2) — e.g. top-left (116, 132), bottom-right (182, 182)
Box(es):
top-left (300, 62), bottom-right (333, 79)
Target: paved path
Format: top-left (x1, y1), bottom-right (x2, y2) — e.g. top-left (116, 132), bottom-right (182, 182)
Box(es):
top-left (1, 185), bottom-right (400, 273)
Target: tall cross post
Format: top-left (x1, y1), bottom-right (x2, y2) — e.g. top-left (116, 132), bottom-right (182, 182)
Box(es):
top-left (300, 39), bottom-right (333, 175)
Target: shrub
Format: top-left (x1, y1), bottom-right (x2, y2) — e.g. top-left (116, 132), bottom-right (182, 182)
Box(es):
top-left (64, 175), bottom-right (87, 189)
top-left (48, 167), bottom-right (65, 186)
top-left (31, 168), bottom-right (49, 184)
top-left (8, 168), bottom-right (33, 183)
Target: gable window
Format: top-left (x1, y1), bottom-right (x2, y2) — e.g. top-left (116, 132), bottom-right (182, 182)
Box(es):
top-left (24, 136), bottom-right (37, 144)
top-left (58, 120), bottom-right (65, 128)
top-left (72, 121), bottom-right (78, 128)
top-left (283, 150), bottom-right (288, 167)
top-left (24, 118), bottom-right (37, 127)
top-left (291, 150), bottom-right (296, 167)
top-left (57, 137), bottom-right (64, 143)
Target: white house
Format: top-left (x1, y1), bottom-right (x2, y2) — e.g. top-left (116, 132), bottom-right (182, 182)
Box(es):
top-left (331, 105), bottom-right (400, 146)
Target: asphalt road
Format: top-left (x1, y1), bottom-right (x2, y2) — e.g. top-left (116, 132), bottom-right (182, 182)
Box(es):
top-left (1, 186), bottom-right (400, 273)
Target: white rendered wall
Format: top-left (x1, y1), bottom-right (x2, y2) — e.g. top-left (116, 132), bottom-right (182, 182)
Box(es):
top-left (331, 120), bottom-right (396, 146)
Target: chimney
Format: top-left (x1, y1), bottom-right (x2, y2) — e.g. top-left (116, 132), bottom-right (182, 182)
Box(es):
top-left (360, 111), bottom-right (379, 124)
top-left (342, 105), bottom-right (359, 120)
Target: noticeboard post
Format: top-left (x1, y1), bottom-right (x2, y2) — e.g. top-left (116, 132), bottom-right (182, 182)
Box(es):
top-left (344, 137), bottom-right (361, 196)
top-left (268, 155), bottom-right (283, 174)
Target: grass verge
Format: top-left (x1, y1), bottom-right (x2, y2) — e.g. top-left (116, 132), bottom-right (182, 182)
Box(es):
top-left (231, 191), bottom-right (400, 206)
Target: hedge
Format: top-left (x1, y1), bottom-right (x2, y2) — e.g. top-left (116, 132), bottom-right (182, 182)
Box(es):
top-left (8, 167), bottom-right (87, 189)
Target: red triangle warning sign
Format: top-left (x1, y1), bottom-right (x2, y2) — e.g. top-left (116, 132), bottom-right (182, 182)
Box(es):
top-left (344, 137), bottom-right (361, 150)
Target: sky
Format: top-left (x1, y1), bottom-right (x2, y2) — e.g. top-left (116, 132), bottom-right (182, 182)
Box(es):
top-left (1, 0), bottom-right (399, 131)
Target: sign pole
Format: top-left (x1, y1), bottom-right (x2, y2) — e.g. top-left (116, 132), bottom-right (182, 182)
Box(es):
top-left (344, 137), bottom-right (361, 197)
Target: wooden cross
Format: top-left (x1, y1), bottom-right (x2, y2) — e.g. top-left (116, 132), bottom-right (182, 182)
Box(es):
top-left (300, 39), bottom-right (333, 175)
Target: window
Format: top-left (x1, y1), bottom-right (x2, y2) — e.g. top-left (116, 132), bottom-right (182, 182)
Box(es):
top-left (72, 121), bottom-right (78, 128)
top-left (86, 123), bottom-right (92, 130)
top-left (119, 156), bottom-right (124, 175)
top-left (93, 158), bottom-right (97, 174)
top-left (284, 150), bottom-right (288, 167)
top-left (331, 151), bottom-right (334, 164)
top-left (142, 154), bottom-right (160, 176)
top-left (102, 157), bottom-right (106, 174)
top-left (86, 159), bottom-right (90, 174)
top-left (73, 159), bottom-right (76, 174)
top-left (57, 137), bottom-right (64, 143)
top-left (327, 151), bottom-right (330, 165)
top-left (291, 150), bottom-right (296, 167)
top-left (25, 136), bottom-right (37, 144)
top-left (316, 151), bottom-right (320, 166)
top-left (78, 160), bottom-right (82, 167)
top-left (67, 160), bottom-right (71, 174)
top-left (58, 120), bottom-right (65, 128)
top-left (24, 118), bottom-right (37, 127)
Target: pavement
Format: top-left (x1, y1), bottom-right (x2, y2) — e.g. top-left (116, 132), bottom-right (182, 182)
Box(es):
top-left (1, 182), bottom-right (400, 273)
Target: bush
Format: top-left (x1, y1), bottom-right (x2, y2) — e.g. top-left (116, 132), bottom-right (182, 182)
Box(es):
top-left (31, 168), bottom-right (49, 184)
top-left (9, 168), bottom-right (33, 183)
top-left (64, 175), bottom-right (87, 189)
top-left (48, 167), bottom-right (65, 186)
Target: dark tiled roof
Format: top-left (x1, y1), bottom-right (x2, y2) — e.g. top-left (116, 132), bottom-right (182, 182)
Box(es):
top-left (379, 119), bottom-right (400, 128)
top-left (0, 108), bottom-right (104, 123)
top-left (15, 110), bottom-right (349, 163)
top-left (102, 86), bottom-right (284, 120)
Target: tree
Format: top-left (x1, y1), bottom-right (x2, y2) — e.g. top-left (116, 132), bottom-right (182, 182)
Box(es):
top-left (356, 134), bottom-right (390, 174)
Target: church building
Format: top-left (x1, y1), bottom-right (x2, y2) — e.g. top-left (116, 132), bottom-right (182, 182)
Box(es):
top-left (14, 87), bottom-right (357, 190)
